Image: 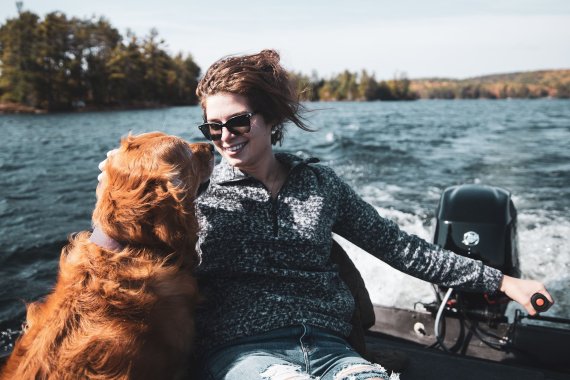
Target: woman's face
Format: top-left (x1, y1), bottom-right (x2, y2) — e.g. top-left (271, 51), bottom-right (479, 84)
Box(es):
top-left (204, 92), bottom-right (273, 172)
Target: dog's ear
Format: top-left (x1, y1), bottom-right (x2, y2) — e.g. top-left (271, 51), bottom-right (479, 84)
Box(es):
top-left (94, 170), bottom-right (198, 253)
top-left (92, 133), bottom-right (200, 255)
top-left (147, 177), bottom-right (199, 253)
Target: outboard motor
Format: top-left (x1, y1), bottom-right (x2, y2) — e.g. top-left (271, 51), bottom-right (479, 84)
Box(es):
top-left (433, 184), bottom-right (520, 321)
top-left (428, 185), bottom-right (570, 368)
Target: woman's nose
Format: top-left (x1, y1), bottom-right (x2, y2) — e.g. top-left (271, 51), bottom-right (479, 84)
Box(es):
top-left (220, 126), bottom-right (235, 141)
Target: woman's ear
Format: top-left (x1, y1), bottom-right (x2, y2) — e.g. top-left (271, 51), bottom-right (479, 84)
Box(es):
top-left (271, 125), bottom-right (284, 145)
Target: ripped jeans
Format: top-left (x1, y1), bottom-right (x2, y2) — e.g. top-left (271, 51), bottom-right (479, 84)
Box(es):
top-left (199, 324), bottom-right (398, 380)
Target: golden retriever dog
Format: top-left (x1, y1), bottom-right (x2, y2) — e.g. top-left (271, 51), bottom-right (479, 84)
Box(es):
top-left (0, 132), bottom-right (214, 379)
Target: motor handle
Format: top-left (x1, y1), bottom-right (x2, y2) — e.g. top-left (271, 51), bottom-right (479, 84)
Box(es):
top-left (530, 293), bottom-right (552, 313)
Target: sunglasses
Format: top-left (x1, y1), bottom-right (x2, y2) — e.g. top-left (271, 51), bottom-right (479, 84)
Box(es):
top-left (198, 112), bottom-right (255, 141)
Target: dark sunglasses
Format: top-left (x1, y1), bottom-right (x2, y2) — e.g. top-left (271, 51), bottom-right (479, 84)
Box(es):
top-left (198, 112), bottom-right (255, 141)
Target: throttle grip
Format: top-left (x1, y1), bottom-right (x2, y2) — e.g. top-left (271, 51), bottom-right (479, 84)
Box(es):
top-left (531, 293), bottom-right (552, 313)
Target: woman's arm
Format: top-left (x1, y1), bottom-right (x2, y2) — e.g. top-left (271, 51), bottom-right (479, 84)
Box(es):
top-left (330, 172), bottom-right (501, 291)
top-left (329, 169), bottom-right (552, 312)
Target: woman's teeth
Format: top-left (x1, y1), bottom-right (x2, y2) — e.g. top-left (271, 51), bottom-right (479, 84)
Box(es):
top-left (226, 143), bottom-right (245, 152)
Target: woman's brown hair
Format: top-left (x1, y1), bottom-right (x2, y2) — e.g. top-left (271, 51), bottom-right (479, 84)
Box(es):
top-left (196, 49), bottom-right (312, 145)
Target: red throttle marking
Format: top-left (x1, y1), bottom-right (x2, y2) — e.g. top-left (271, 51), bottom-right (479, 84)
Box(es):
top-left (536, 298), bottom-right (545, 306)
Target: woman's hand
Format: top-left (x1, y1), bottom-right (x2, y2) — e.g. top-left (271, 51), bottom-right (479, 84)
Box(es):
top-left (500, 275), bottom-right (554, 315)
top-left (97, 149), bottom-right (118, 181)
top-left (96, 149), bottom-right (118, 198)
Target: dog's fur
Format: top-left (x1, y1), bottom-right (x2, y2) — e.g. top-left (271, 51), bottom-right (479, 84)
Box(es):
top-left (0, 132), bottom-right (213, 379)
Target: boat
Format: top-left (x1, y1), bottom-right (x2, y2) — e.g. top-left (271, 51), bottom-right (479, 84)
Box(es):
top-left (1, 185), bottom-right (569, 379)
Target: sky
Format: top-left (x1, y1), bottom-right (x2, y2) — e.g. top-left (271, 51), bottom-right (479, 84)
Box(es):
top-left (1, 0), bottom-right (569, 80)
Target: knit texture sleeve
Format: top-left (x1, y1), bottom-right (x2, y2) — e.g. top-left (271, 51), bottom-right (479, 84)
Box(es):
top-left (327, 168), bottom-right (503, 293)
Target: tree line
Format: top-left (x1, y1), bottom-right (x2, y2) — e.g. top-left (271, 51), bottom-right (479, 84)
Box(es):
top-left (291, 70), bottom-right (570, 101)
top-left (0, 7), bottom-right (419, 112)
top-left (411, 71), bottom-right (570, 100)
top-left (1, 8), bottom-right (568, 112)
top-left (291, 70), bottom-right (418, 101)
top-left (413, 81), bottom-right (570, 100)
top-left (0, 9), bottom-right (200, 111)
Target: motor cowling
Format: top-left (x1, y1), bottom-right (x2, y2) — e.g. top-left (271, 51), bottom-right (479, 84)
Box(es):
top-left (434, 184), bottom-right (520, 277)
top-left (434, 184), bottom-right (521, 320)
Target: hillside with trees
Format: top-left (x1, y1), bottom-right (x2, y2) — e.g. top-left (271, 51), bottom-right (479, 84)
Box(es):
top-left (410, 70), bottom-right (570, 99)
top-left (0, 7), bottom-right (200, 112)
top-left (291, 70), bottom-right (418, 102)
top-left (292, 69), bottom-right (570, 102)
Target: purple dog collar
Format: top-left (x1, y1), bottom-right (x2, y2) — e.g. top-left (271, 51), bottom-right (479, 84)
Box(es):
top-left (89, 226), bottom-right (124, 252)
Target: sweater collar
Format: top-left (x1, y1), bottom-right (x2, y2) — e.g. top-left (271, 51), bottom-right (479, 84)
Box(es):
top-left (213, 153), bottom-right (319, 185)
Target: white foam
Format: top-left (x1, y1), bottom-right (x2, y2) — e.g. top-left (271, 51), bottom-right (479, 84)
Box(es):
top-left (517, 212), bottom-right (570, 281)
top-left (512, 212), bottom-right (570, 318)
top-left (359, 185), bottom-right (398, 203)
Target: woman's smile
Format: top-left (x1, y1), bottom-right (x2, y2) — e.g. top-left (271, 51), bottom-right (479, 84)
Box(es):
top-left (223, 142), bottom-right (247, 153)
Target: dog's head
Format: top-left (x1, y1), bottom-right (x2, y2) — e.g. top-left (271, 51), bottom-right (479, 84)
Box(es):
top-left (93, 132), bottom-right (214, 255)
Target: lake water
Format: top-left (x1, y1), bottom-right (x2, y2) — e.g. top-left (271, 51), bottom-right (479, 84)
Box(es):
top-left (1, 99), bottom-right (569, 351)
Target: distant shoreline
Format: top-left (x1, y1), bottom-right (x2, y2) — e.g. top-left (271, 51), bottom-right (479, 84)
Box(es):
top-left (2, 96), bottom-right (568, 115)
top-left (0, 102), bottom-right (46, 114)
top-left (0, 102), bottom-right (175, 115)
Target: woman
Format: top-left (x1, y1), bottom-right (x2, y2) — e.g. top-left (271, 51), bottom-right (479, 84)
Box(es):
top-left (189, 49), bottom-right (552, 380)
top-left (96, 50), bottom-right (552, 379)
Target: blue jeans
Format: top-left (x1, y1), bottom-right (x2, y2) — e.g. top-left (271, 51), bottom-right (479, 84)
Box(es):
top-left (199, 324), bottom-right (397, 380)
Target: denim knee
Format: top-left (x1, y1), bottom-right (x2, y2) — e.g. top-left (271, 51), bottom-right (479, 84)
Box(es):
top-left (204, 353), bottom-right (311, 380)
top-left (321, 359), bottom-right (399, 380)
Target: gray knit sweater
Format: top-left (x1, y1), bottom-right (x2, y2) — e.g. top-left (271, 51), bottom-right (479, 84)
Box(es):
top-left (194, 153), bottom-right (503, 351)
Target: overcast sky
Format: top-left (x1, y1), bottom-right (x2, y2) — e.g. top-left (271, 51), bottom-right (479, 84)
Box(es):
top-left (1, 0), bottom-right (569, 79)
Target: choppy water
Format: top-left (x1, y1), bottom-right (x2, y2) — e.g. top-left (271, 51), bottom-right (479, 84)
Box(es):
top-left (1, 100), bottom-right (569, 351)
